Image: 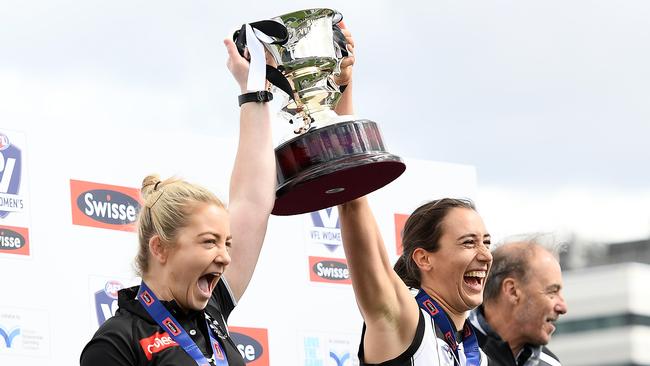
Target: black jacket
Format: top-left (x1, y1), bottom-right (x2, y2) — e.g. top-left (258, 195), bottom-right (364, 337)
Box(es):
top-left (80, 280), bottom-right (245, 366)
top-left (468, 306), bottom-right (561, 366)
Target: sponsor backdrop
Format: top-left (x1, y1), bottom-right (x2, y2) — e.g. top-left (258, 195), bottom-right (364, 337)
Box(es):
top-left (0, 124), bottom-right (477, 365)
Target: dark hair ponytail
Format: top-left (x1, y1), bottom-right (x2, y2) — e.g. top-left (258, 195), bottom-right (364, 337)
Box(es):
top-left (393, 198), bottom-right (476, 288)
top-left (393, 254), bottom-right (421, 288)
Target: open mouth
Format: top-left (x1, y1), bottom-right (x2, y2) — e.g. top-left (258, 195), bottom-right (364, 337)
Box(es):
top-left (546, 318), bottom-right (557, 334)
top-left (463, 270), bottom-right (486, 291)
top-left (197, 272), bottom-right (221, 297)
top-left (546, 317), bottom-right (558, 331)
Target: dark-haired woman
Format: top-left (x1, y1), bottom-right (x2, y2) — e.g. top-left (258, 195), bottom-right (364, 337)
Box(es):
top-left (333, 25), bottom-right (492, 365)
top-left (339, 197), bottom-right (493, 365)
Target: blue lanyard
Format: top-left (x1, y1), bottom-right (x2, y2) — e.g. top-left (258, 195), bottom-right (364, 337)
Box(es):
top-left (415, 289), bottom-right (481, 366)
top-left (137, 281), bottom-right (229, 366)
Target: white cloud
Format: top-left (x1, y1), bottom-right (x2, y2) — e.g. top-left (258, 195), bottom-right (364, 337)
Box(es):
top-left (0, 71), bottom-right (189, 132)
top-left (2, 0), bottom-right (650, 245)
top-left (479, 185), bottom-right (650, 244)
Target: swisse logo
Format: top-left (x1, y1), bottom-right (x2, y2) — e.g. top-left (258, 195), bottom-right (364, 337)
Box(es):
top-left (308, 256), bottom-right (351, 284)
top-left (70, 180), bottom-right (141, 232)
top-left (78, 190), bottom-right (138, 224)
top-left (0, 228), bottom-right (24, 250)
top-left (232, 333), bottom-right (263, 362)
top-left (0, 225), bottom-right (29, 256)
top-left (138, 331), bottom-right (178, 361)
top-left (229, 326), bottom-right (269, 366)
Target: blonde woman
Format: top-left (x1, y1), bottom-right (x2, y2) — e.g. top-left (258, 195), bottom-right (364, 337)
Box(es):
top-left (80, 37), bottom-right (274, 366)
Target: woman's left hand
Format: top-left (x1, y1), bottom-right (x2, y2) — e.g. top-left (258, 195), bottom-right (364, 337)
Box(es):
top-left (333, 23), bottom-right (355, 87)
top-left (224, 38), bottom-right (250, 93)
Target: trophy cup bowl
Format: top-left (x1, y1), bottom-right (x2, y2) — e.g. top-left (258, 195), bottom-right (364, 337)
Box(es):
top-left (265, 8), bottom-right (405, 215)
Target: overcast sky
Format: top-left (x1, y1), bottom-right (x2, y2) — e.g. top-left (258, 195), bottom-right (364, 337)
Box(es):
top-left (2, 0), bottom-right (649, 244)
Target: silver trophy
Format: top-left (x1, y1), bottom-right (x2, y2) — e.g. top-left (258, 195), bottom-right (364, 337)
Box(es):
top-left (237, 9), bottom-right (405, 215)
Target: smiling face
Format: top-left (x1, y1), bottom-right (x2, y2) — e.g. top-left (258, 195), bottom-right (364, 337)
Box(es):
top-left (513, 249), bottom-right (568, 345)
top-left (425, 207), bottom-right (493, 313)
top-left (164, 202), bottom-right (231, 311)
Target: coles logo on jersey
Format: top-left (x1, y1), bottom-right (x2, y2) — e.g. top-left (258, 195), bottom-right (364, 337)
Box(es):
top-left (0, 132), bottom-right (24, 219)
top-left (394, 213), bottom-right (409, 256)
top-left (307, 208), bottom-right (342, 252)
top-left (308, 256), bottom-right (351, 284)
top-left (70, 179), bottom-right (141, 232)
top-left (0, 225), bottom-right (29, 256)
top-left (94, 280), bottom-right (124, 326)
top-left (139, 331), bottom-right (179, 360)
top-left (229, 326), bottom-right (269, 366)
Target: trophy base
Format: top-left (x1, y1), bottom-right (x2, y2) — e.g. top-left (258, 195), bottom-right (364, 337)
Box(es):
top-left (272, 119), bottom-right (406, 215)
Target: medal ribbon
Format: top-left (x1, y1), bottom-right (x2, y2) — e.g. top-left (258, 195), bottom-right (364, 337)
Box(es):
top-left (415, 289), bottom-right (481, 366)
top-left (137, 281), bottom-right (229, 366)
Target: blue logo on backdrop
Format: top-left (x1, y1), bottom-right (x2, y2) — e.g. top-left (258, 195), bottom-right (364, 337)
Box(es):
top-left (303, 337), bottom-right (322, 366)
top-left (330, 351), bottom-right (351, 366)
top-left (0, 133), bottom-right (23, 219)
top-left (303, 336), bottom-right (354, 366)
top-left (94, 281), bottom-right (123, 326)
top-left (309, 208), bottom-right (341, 252)
top-left (0, 325), bottom-right (20, 348)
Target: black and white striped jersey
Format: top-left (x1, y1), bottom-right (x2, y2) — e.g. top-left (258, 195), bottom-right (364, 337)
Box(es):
top-left (359, 308), bottom-right (489, 366)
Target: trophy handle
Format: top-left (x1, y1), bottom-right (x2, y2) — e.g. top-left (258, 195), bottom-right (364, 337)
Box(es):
top-left (232, 21), bottom-right (295, 100)
top-left (232, 20), bottom-right (289, 57)
top-left (331, 16), bottom-right (348, 77)
top-left (332, 24), bottom-right (349, 58)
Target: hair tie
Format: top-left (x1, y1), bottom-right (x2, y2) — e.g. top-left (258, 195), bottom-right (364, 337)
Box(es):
top-left (154, 181), bottom-right (161, 191)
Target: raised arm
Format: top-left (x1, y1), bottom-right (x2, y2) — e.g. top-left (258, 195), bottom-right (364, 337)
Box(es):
top-left (338, 198), bottom-right (419, 362)
top-left (334, 26), bottom-right (419, 363)
top-left (223, 38), bottom-right (276, 302)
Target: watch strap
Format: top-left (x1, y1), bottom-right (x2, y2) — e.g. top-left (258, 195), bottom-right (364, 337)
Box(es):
top-left (238, 91), bottom-right (273, 106)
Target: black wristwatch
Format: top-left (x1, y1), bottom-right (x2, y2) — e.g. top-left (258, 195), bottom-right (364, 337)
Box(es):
top-left (238, 91), bottom-right (273, 106)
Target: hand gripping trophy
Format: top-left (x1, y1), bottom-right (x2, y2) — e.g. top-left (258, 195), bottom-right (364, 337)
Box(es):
top-left (234, 9), bottom-right (405, 215)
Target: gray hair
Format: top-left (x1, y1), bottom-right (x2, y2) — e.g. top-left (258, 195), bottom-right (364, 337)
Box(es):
top-left (483, 233), bottom-right (566, 303)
